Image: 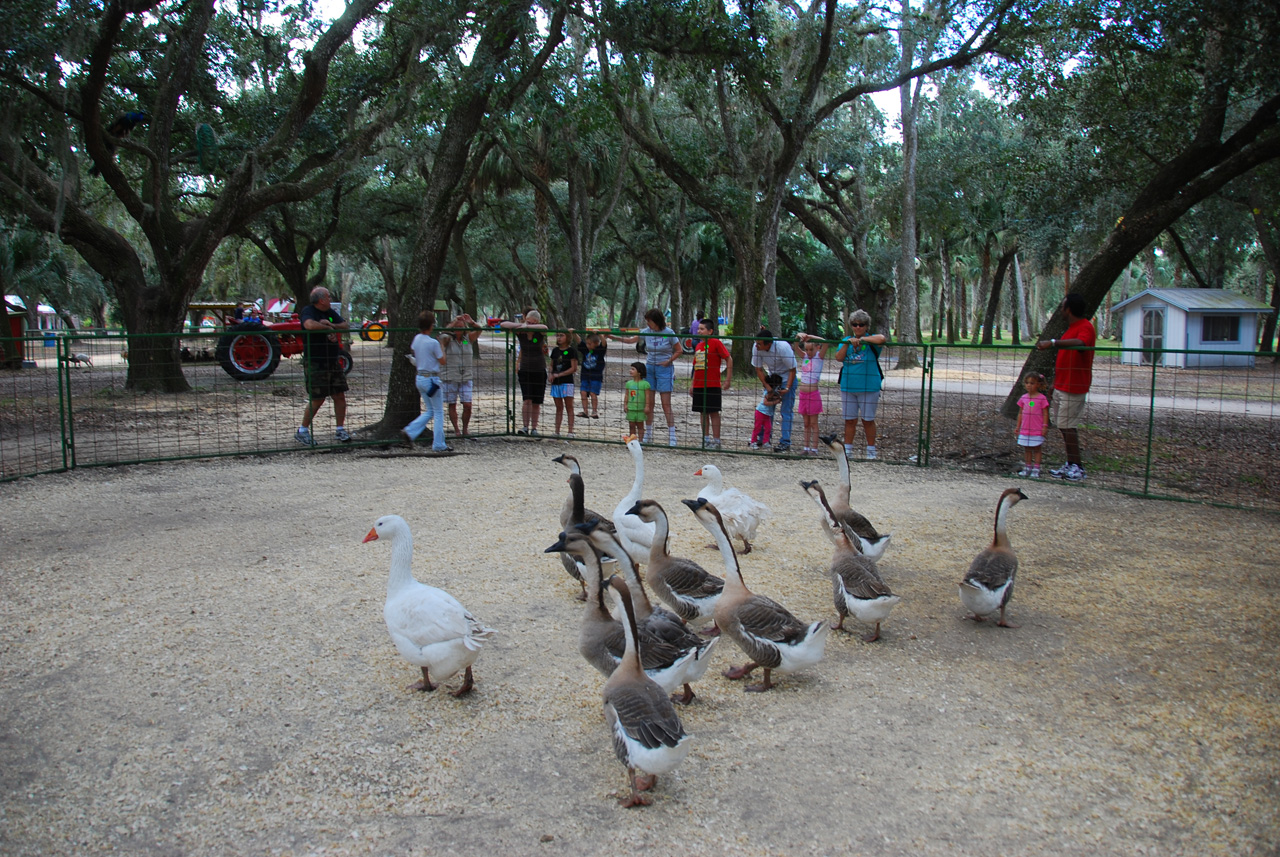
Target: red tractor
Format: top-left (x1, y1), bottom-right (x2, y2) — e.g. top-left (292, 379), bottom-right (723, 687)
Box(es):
top-left (189, 303), bottom-right (354, 381)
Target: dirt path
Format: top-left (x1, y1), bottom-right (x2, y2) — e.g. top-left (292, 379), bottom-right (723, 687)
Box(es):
top-left (1, 440), bottom-right (1276, 855)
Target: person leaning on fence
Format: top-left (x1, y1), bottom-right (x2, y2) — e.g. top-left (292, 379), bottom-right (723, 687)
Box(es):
top-left (295, 286), bottom-right (351, 447)
top-left (576, 332), bottom-right (607, 419)
top-left (624, 361), bottom-right (653, 438)
top-left (442, 313), bottom-right (482, 440)
top-left (500, 310), bottom-right (549, 436)
top-left (691, 318), bottom-right (732, 450)
top-left (400, 309), bottom-right (451, 453)
top-left (751, 327), bottom-right (798, 452)
top-left (795, 332), bottom-right (830, 456)
top-left (608, 309), bottom-right (683, 446)
top-left (1036, 292), bottom-right (1096, 482)
top-left (832, 309), bottom-right (886, 461)
top-left (549, 329), bottom-right (580, 438)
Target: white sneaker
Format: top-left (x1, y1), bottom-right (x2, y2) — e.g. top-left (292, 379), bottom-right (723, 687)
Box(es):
top-left (295, 427), bottom-right (314, 447)
top-left (668, 431), bottom-right (677, 448)
top-left (1064, 464), bottom-right (1086, 481)
top-left (1016, 465), bottom-right (1031, 477)
top-left (1049, 462), bottom-right (1071, 478)
top-left (866, 446), bottom-right (877, 460)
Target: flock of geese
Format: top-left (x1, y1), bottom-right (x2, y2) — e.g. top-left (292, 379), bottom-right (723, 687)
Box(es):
top-left (363, 434), bottom-right (1028, 808)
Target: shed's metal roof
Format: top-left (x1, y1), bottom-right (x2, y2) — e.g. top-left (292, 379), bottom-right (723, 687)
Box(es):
top-left (1112, 288), bottom-right (1273, 314)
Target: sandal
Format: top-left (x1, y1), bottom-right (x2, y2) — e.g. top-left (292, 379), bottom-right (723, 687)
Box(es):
top-left (577, 411), bottom-right (589, 418)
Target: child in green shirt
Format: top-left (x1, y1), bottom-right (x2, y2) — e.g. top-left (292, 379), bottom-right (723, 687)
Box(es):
top-left (624, 362), bottom-right (653, 438)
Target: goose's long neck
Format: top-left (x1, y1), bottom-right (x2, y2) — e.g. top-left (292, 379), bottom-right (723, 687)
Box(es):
top-left (833, 449), bottom-right (852, 509)
top-left (570, 474), bottom-right (586, 523)
top-left (648, 510), bottom-right (671, 564)
top-left (615, 586), bottom-right (643, 676)
top-left (613, 546), bottom-right (654, 621)
top-left (580, 549), bottom-right (611, 620)
top-left (627, 445), bottom-right (645, 503)
top-left (993, 498), bottom-right (1014, 549)
top-left (706, 516), bottom-right (747, 594)
top-left (387, 534), bottom-right (416, 593)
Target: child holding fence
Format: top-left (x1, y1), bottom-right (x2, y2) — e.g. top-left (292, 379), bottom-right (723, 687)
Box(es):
top-left (549, 330), bottom-right (579, 438)
top-left (624, 362), bottom-right (653, 438)
top-left (577, 333), bottom-right (607, 419)
top-left (795, 333), bottom-right (829, 456)
top-left (1015, 371), bottom-right (1050, 478)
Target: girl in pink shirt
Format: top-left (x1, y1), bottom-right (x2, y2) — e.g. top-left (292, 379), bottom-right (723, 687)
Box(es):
top-left (1015, 372), bottom-right (1050, 478)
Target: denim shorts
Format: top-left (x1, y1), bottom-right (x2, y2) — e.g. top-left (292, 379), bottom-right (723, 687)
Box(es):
top-left (648, 363), bottom-right (675, 393)
top-left (580, 378), bottom-right (603, 395)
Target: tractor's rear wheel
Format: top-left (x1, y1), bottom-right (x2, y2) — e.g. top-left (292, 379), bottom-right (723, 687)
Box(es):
top-left (338, 347), bottom-right (354, 375)
top-left (217, 324), bottom-right (282, 380)
top-left (364, 322), bottom-right (386, 342)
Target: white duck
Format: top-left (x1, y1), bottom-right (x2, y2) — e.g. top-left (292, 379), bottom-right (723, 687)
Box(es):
top-left (960, 488), bottom-right (1026, 628)
top-left (686, 498), bottom-right (828, 692)
top-left (818, 434), bottom-right (891, 560)
top-left (611, 435), bottom-right (656, 565)
top-left (602, 576), bottom-right (692, 807)
top-left (694, 463), bottom-right (770, 554)
top-left (802, 480), bottom-right (901, 642)
top-left (364, 515), bottom-right (496, 696)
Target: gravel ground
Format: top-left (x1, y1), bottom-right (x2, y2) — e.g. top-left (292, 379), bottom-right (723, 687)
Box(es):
top-left (1, 439), bottom-right (1277, 856)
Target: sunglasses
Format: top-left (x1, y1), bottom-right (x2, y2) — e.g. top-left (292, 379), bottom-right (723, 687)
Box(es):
top-left (851, 322), bottom-right (868, 328)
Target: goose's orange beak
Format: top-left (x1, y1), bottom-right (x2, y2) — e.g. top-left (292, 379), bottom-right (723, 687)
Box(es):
top-left (694, 467), bottom-right (704, 476)
top-left (363, 527), bottom-right (379, 543)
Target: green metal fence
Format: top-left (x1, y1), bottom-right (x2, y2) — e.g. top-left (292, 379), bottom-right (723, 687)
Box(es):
top-left (2, 328), bottom-right (1277, 511)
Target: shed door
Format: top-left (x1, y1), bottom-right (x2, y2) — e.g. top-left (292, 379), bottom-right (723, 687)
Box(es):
top-left (1141, 308), bottom-right (1164, 365)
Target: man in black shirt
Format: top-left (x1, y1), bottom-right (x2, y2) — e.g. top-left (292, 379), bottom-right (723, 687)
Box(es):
top-left (295, 287), bottom-right (351, 446)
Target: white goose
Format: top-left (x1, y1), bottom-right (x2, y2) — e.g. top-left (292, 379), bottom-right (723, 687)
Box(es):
top-left (364, 515), bottom-right (496, 696)
top-left (611, 435), bottom-right (656, 566)
top-left (694, 463), bottom-right (770, 554)
top-left (818, 434), bottom-right (891, 560)
top-left (686, 498), bottom-right (828, 692)
top-left (802, 480), bottom-right (901, 642)
top-left (602, 576), bottom-right (692, 807)
top-left (960, 488), bottom-right (1026, 628)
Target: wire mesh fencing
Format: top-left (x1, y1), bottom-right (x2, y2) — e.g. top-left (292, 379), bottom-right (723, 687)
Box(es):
top-left (2, 327), bottom-right (1276, 511)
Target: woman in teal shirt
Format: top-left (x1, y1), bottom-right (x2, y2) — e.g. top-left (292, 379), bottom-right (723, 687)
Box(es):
top-left (832, 309), bottom-right (887, 460)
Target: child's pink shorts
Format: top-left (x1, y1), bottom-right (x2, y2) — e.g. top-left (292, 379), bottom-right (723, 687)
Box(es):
top-left (798, 389), bottom-right (823, 416)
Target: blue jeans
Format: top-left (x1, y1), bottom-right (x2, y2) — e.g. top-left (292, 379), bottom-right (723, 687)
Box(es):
top-left (404, 375), bottom-right (448, 450)
top-left (778, 382), bottom-right (797, 445)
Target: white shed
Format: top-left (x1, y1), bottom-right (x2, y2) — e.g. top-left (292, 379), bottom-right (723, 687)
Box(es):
top-left (1111, 288), bottom-right (1273, 368)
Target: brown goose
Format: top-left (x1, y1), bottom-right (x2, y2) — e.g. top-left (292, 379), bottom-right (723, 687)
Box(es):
top-left (684, 498), bottom-right (828, 692)
top-left (959, 487), bottom-right (1026, 628)
top-left (544, 530), bottom-right (701, 694)
top-left (585, 523), bottom-right (718, 705)
top-left (626, 499), bottom-right (724, 631)
top-left (602, 577), bottom-right (692, 808)
top-left (818, 434), bottom-right (891, 560)
top-left (553, 453), bottom-right (616, 599)
top-left (801, 480), bottom-right (901, 642)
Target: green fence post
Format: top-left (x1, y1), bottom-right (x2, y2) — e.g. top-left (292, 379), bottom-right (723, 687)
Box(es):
top-left (505, 331), bottom-right (515, 434)
top-left (55, 334), bottom-right (72, 471)
top-left (922, 343), bottom-right (937, 466)
top-left (1142, 351), bottom-right (1158, 497)
top-left (915, 343), bottom-right (931, 467)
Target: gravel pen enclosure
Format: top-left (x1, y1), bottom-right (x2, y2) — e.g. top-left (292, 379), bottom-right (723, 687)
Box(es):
top-left (1, 440), bottom-right (1277, 856)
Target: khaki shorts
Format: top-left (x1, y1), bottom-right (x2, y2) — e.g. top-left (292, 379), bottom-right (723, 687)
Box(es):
top-left (1054, 391), bottom-right (1087, 429)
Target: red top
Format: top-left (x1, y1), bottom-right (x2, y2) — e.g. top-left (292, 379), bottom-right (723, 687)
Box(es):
top-left (1054, 318), bottom-right (1096, 394)
top-left (692, 338), bottom-right (730, 389)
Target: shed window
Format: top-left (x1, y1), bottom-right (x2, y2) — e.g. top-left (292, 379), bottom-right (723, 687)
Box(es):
top-left (1202, 316), bottom-right (1239, 342)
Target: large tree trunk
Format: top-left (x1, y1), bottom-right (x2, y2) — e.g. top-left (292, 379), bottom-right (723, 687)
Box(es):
top-left (895, 8), bottom-right (923, 369)
top-left (1249, 188), bottom-right (1280, 356)
top-left (981, 247), bottom-right (1016, 345)
top-left (969, 236), bottom-right (992, 345)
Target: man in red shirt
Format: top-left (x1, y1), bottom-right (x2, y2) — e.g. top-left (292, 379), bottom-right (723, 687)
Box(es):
top-left (1035, 293), bottom-right (1096, 481)
top-left (690, 318), bottom-right (732, 449)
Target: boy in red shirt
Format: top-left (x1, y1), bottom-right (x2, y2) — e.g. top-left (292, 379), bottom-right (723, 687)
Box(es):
top-left (690, 318), bottom-right (732, 449)
top-left (1035, 293), bottom-right (1096, 481)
